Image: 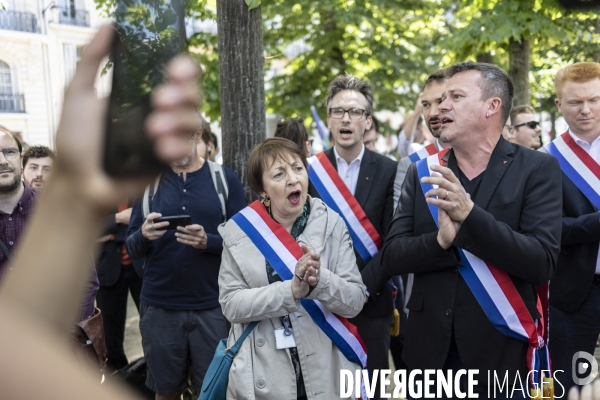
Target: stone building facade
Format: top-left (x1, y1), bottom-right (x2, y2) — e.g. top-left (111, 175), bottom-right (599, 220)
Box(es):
top-left (0, 0), bottom-right (108, 147)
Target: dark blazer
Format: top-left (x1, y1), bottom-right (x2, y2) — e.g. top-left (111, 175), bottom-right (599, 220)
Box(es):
top-left (96, 209), bottom-right (142, 287)
top-left (308, 147), bottom-right (397, 318)
top-left (381, 137), bottom-right (562, 379)
top-left (540, 146), bottom-right (600, 312)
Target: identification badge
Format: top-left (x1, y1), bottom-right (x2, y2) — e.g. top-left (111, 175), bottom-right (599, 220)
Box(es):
top-left (274, 328), bottom-right (297, 349)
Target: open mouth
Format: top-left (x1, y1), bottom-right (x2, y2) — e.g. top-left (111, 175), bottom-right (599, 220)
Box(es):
top-left (339, 128), bottom-right (353, 137)
top-left (429, 117), bottom-right (442, 129)
top-left (288, 190), bottom-right (301, 205)
top-left (440, 116), bottom-right (454, 125)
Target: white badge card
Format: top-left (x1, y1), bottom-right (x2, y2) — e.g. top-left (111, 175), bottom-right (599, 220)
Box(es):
top-left (274, 328), bottom-right (297, 349)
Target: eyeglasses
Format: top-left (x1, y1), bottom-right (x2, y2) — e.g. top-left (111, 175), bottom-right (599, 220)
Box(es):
top-left (512, 121), bottom-right (540, 130)
top-left (329, 107), bottom-right (369, 120)
top-left (0, 147), bottom-right (19, 160)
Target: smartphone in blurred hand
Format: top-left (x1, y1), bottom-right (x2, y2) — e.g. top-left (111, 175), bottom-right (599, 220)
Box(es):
top-left (103, 0), bottom-right (187, 176)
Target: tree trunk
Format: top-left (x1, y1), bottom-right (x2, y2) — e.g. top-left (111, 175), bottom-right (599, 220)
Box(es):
top-left (217, 0), bottom-right (265, 204)
top-left (508, 37), bottom-right (530, 107)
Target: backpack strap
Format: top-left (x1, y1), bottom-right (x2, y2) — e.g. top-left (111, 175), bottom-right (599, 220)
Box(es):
top-left (0, 238), bottom-right (11, 261)
top-left (207, 160), bottom-right (229, 221)
top-left (142, 175), bottom-right (161, 220)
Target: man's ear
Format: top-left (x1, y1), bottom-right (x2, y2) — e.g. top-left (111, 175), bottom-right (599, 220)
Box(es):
top-left (487, 97), bottom-right (502, 117)
top-left (555, 97), bottom-right (562, 113)
top-left (365, 115), bottom-right (373, 132)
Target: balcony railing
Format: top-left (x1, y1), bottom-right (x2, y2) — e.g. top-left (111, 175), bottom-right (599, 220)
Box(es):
top-left (0, 94), bottom-right (26, 113)
top-left (0, 10), bottom-right (41, 33)
top-left (58, 7), bottom-right (90, 27)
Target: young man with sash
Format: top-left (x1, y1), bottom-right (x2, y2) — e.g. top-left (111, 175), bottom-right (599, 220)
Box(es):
top-left (308, 74), bottom-right (397, 400)
top-left (381, 62), bottom-right (562, 398)
top-left (541, 62), bottom-right (600, 394)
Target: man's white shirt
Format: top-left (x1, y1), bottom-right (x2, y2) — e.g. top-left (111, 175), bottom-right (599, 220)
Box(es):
top-left (568, 129), bottom-right (600, 273)
top-left (334, 144), bottom-right (365, 196)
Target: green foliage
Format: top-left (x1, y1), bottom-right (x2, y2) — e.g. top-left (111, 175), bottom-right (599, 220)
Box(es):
top-left (245, 0), bottom-right (261, 11)
top-left (262, 0), bottom-right (450, 122)
top-left (93, 0), bottom-right (600, 120)
top-left (441, 0), bottom-right (600, 111)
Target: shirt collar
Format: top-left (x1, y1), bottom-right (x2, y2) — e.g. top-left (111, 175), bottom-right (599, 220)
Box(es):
top-left (18, 182), bottom-right (35, 210)
top-left (334, 144), bottom-right (365, 165)
top-left (568, 129), bottom-right (600, 147)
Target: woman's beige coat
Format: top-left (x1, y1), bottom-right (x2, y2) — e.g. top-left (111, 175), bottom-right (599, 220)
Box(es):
top-left (218, 196), bottom-right (367, 400)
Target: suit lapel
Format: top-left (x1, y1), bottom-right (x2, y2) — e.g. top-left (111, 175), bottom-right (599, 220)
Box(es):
top-left (355, 148), bottom-right (378, 206)
top-left (325, 148), bottom-right (337, 171)
top-left (447, 137), bottom-right (514, 209)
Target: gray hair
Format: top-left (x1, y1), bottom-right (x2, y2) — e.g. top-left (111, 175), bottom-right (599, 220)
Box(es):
top-left (446, 62), bottom-right (514, 123)
top-left (326, 73), bottom-right (374, 116)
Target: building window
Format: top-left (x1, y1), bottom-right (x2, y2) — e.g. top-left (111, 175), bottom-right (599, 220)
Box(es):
top-left (0, 60), bottom-right (13, 95)
top-left (0, 60), bottom-right (25, 113)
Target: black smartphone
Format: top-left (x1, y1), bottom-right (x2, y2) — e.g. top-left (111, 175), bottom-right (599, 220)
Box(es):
top-left (154, 215), bottom-right (192, 230)
top-left (103, 0), bottom-right (187, 177)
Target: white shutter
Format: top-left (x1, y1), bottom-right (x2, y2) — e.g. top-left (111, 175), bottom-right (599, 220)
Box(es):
top-left (63, 44), bottom-right (77, 88)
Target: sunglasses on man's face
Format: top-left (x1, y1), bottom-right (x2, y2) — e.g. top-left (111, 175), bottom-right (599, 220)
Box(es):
top-left (512, 121), bottom-right (540, 130)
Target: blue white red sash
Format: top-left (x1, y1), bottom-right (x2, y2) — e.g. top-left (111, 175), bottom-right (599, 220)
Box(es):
top-left (546, 130), bottom-right (600, 209)
top-left (307, 152), bottom-right (382, 264)
top-left (408, 142), bottom-right (438, 163)
top-left (416, 150), bottom-right (550, 391)
top-left (231, 201), bottom-right (369, 399)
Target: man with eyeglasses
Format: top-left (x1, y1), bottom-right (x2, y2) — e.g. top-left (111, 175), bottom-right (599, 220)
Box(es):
top-left (506, 105), bottom-right (542, 149)
top-left (0, 125), bottom-right (36, 281)
top-left (126, 127), bottom-right (246, 399)
top-left (308, 73), bottom-right (397, 399)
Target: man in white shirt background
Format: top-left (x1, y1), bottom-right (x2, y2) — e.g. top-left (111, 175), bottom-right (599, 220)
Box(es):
top-left (308, 73), bottom-right (397, 400)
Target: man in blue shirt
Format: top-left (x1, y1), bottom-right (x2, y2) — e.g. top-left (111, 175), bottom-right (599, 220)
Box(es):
top-left (126, 128), bottom-right (246, 400)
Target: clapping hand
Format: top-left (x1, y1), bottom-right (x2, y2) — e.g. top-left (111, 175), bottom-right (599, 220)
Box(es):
top-left (291, 244), bottom-right (321, 300)
top-left (421, 164), bottom-right (473, 249)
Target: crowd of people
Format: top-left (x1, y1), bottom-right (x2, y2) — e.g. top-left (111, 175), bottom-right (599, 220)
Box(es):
top-left (2, 25), bottom-right (600, 400)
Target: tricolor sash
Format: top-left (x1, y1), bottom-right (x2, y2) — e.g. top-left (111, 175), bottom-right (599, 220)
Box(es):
top-left (308, 151), bottom-right (400, 335)
top-left (408, 142), bottom-right (438, 163)
top-left (231, 201), bottom-right (369, 399)
top-left (416, 151), bottom-right (552, 395)
top-left (545, 131), bottom-right (600, 209)
top-left (307, 152), bottom-right (382, 264)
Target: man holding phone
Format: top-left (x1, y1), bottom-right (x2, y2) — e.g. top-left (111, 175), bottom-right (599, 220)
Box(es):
top-left (126, 127), bottom-right (245, 400)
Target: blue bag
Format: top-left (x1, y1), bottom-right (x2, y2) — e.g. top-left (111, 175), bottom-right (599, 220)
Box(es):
top-left (198, 321), bottom-right (259, 400)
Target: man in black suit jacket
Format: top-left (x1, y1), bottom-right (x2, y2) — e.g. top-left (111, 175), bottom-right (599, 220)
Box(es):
top-left (541, 62), bottom-right (600, 393)
top-left (380, 62), bottom-right (562, 397)
top-left (96, 204), bottom-right (143, 371)
top-left (308, 74), bottom-right (397, 399)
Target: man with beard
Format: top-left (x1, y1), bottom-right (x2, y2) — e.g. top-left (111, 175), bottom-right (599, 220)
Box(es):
top-left (0, 125), bottom-right (36, 279)
top-left (126, 128), bottom-right (245, 400)
top-left (22, 146), bottom-right (55, 190)
top-left (0, 127), bottom-right (98, 322)
top-left (394, 69), bottom-right (452, 208)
